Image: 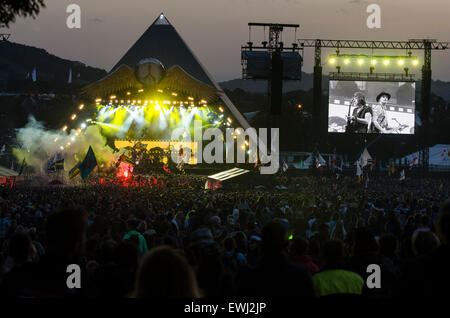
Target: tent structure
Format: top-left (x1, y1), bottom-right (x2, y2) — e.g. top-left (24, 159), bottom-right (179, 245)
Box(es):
top-left (303, 152), bottom-right (326, 168)
top-left (83, 13), bottom-right (249, 129)
top-left (402, 144), bottom-right (450, 168)
top-left (0, 165), bottom-right (18, 177)
top-left (354, 147), bottom-right (372, 167)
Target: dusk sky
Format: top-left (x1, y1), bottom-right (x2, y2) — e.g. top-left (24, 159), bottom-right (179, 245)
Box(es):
top-left (5, 0), bottom-right (450, 82)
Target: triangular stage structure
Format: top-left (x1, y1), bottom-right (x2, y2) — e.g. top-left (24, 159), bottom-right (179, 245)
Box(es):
top-left (84, 13), bottom-right (249, 129)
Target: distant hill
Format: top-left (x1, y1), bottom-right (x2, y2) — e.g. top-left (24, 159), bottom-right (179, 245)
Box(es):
top-left (219, 72), bottom-right (316, 93)
top-left (0, 41), bottom-right (106, 92)
top-left (219, 74), bottom-right (450, 101)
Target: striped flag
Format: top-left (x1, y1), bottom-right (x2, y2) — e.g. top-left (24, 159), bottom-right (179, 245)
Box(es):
top-left (69, 162), bottom-right (81, 179)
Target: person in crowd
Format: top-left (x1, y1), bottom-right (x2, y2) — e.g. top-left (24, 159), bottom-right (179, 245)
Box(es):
top-left (238, 220), bottom-right (316, 298)
top-left (289, 236), bottom-right (320, 275)
top-left (312, 240), bottom-right (364, 297)
top-left (131, 245), bottom-right (200, 298)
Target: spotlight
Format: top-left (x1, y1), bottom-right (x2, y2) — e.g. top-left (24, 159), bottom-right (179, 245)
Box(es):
top-left (329, 58), bottom-right (336, 64)
top-left (155, 105), bottom-right (161, 111)
top-left (398, 59), bottom-right (404, 66)
top-left (383, 59), bottom-right (389, 65)
top-left (81, 123), bottom-right (87, 129)
top-left (62, 125), bottom-right (68, 131)
top-left (357, 59), bottom-right (364, 65)
top-left (371, 59), bottom-right (377, 65)
top-left (79, 104), bottom-right (84, 110)
top-left (344, 58), bottom-right (350, 64)
top-left (412, 59), bottom-right (419, 66)
top-left (71, 114), bottom-right (77, 120)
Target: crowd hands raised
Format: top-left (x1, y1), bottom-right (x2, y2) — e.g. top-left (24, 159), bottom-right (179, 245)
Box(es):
top-left (0, 174), bottom-right (448, 300)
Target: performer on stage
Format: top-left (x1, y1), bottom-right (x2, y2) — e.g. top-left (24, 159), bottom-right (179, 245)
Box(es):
top-left (370, 92), bottom-right (399, 134)
top-left (345, 92), bottom-right (372, 133)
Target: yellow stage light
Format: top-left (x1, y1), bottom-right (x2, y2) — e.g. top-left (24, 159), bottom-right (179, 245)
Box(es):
top-left (157, 89), bottom-right (163, 93)
top-left (227, 117), bottom-right (232, 123)
top-left (344, 58), bottom-right (350, 64)
top-left (358, 59), bottom-right (364, 65)
top-left (188, 96), bottom-right (194, 100)
top-left (79, 104), bottom-right (84, 110)
top-left (412, 59), bottom-right (419, 66)
top-left (297, 104), bottom-right (303, 109)
top-left (245, 140), bottom-right (249, 146)
top-left (95, 98), bottom-right (102, 102)
top-left (127, 92), bottom-right (131, 95)
top-left (219, 107), bottom-right (224, 112)
top-left (241, 145), bottom-right (245, 150)
top-left (138, 89), bottom-right (144, 93)
top-left (172, 92), bottom-right (178, 96)
top-left (71, 114), bottom-right (77, 120)
top-left (329, 58), bottom-right (336, 64)
top-left (155, 105), bottom-right (160, 111)
top-left (398, 59), bottom-right (404, 66)
top-left (383, 59), bottom-right (389, 65)
top-left (110, 95), bottom-right (116, 99)
top-left (60, 146), bottom-right (64, 150)
top-left (371, 59), bottom-right (377, 65)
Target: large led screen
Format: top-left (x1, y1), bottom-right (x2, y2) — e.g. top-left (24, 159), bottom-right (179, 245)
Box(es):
top-left (328, 80), bottom-right (415, 134)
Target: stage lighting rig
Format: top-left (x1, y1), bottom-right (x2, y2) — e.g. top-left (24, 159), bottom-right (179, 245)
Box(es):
top-left (241, 22), bottom-right (303, 116)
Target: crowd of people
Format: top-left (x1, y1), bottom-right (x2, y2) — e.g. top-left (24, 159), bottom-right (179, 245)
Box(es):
top-left (0, 173), bottom-right (448, 300)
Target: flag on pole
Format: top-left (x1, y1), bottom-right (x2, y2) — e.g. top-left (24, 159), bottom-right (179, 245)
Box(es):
top-left (399, 169), bottom-right (405, 181)
top-left (0, 145), bottom-right (5, 154)
top-left (282, 160), bottom-right (289, 172)
top-left (47, 153), bottom-right (63, 172)
top-left (31, 67), bottom-right (37, 82)
top-left (79, 146), bottom-right (98, 180)
top-left (441, 148), bottom-right (448, 161)
top-left (356, 161), bottom-right (362, 182)
top-left (409, 156), bottom-right (418, 169)
top-left (388, 161), bottom-right (395, 176)
top-left (68, 68), bottom-right (72, 84)
top-left (378, 160), bottom-right (383, 172)
top-left (18, 158), bottom-right (26, 176)
top-left (68, 162), bottom-right (81, 179)
top-left (54, 159), bottom-right (64, 171)
top-left (163, 164), bottom-right (171, 173)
